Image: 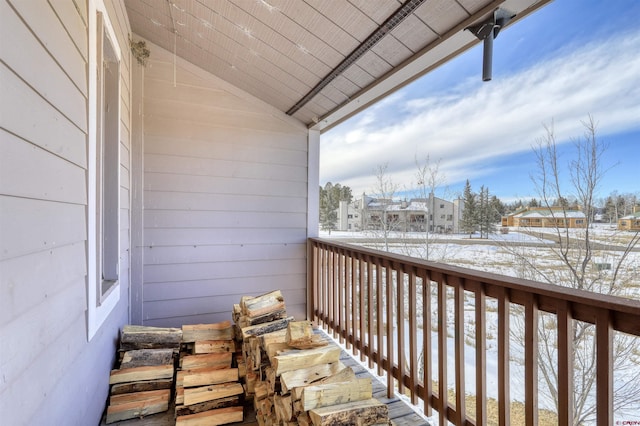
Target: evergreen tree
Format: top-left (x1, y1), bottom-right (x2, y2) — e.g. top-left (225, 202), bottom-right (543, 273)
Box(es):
top-left (477, 186), bottom-right (497, 238)
top-left (460, 180), bottom-right (477, 236)
top-left (490, 195), bottom-right (506, 221)
top-left (319, 182), bottom-right (353, 232)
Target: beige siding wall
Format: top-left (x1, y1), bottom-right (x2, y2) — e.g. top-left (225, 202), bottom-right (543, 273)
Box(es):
top-left (0, 0), bottom-right (131, 424)
top-left (136, 40), bottom-right (309, 327)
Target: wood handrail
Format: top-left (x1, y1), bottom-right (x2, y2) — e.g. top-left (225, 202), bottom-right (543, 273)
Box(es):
top-left (308, 237), bottom-right (640, 426)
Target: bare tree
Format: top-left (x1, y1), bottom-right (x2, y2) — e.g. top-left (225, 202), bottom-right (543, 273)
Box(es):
top-left (367, 163), bottom-right (400, 252)
top-left (413, 155), bottom-right (447, 260)
top-left (508, 116), bottom-right (640, 424)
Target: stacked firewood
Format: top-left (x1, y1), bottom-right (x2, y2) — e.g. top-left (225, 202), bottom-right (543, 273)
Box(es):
top-left (105, 325), bottom-right (182, 423)
top-left (174, 321), bottom-right (244, 425)
top-left (234, 291), bottom-right (390, 426)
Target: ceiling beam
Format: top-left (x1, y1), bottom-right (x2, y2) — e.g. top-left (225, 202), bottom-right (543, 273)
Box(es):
top-left (285, 0), bottom-right (428, 116)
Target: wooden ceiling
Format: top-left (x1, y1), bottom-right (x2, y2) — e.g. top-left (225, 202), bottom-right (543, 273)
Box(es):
top-left (125, 0), bottom-right (551, 132)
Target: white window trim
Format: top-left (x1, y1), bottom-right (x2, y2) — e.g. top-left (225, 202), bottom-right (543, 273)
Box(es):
top-left (87, 0), bottom-right (122, 340)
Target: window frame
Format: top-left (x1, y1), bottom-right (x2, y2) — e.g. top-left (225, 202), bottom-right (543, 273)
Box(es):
top-left (87, 5), bottom-right (122, 340)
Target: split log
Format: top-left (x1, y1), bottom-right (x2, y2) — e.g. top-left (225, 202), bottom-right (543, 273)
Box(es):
top-left (120, 325), bottom-right (182, 350)
top-left (287, 334), bottom-right (328, 350)
top-left (232, 304), bottom-right (242, 323)
top-left (110, 378), bottom-right (173, 395)
top-left (193, 340), bottom-right (235, 354)
top-left (259, 329), bottom-right (288, 347)
top-left (241, 317), bottom-right (294, 340)
top-left (176, 386), bottom-right (185, 405)
top-left (264, 366), bottom-right (278, 395)
top-left (182, 322), bottom-right (234, 342)
top-left (181, 352), bottom-right (232, 370)
top-left (254, 381), bottom-right (269, 401)
top-left (301, 377), bottom-right (372, 411)
top-left (119, 348), bottom-right (174, 369)
top-left (308, 398), bottom-right (389, 426)
top-left (106, 389), bottom-right (170, 423)
top-left (273, 394), bottom-right (293, 422)
top-left (297, 412), bottom-right (312, 426)
top-left (175, 395), bottom-right (241, 416)
top-left (244, 371), bottom-right (258, 395)
top-left (284, 321), bottom-right (328, 350)
top-left (286, 321), bottom-right (312, 342)
top-left (109, 365), bottom-right (174, 385)
top-left (237, 308), bottom-right (288, 327)
top-left (175, 406), bottom-right (243, 426)
top-left (291, 366), bottom-right (356, 401)
top-left (237, 358), bottom-right (247, 379)
top-left (241, 290), bottom-right (285, 318)
top-left (280, 361), bottom-right (346, 394)
top-left (264, 342), bottom-right (290, 364)
top-left (183, 382), bottom-right (244, 406)
top-left (273, 345), bottom-right (341, 376)
top-left (182, 367), bottom-right (239, 388)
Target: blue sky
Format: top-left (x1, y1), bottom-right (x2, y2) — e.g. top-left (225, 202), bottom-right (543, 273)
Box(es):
top-left (320, 0), bottom-right (640, 203)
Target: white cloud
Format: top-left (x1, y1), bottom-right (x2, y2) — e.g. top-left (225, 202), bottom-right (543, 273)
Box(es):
top-left (320, 30), bottom-right (640, 197)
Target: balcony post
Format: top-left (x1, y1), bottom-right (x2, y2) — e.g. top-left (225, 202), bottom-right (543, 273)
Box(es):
top-left (596, 310), bottom-right (613, 426)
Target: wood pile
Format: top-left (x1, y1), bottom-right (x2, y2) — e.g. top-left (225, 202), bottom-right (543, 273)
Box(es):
top-left (233, 291), bottom-right (390, 426)
top-left (174, 320), bottom-right (244, 425)
top-left (105, 326), bottom-right (182, 423)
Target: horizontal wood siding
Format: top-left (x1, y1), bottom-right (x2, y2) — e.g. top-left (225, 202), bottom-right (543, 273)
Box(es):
top-left (0, 1), bottom-right (131, 425)
top-left (138, 39), bottom-right (309, 326)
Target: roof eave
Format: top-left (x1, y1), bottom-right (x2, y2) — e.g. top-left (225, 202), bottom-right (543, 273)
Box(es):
top-left (309, 0), bottom-right (553, 134)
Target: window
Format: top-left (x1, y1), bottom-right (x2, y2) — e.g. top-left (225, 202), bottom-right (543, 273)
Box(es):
top-left (87, 8), bottom-right (121, 340)
top-left (440, 204), bottom-right (445, 209)
top-left (98, 14), bottom-right (120, 294)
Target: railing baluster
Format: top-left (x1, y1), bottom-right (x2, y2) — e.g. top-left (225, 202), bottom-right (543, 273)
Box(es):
top-left (454, 276), bottom-right (466, 424)
top-left (525, 293), bottom-right (538, 426)
top-left (368, 260), bottom-right (374, 369)
top-left (338, 250), bottom-right (344, 343)
top-left (386, 262), bottom-right (394, 399)
top-left (397, 267), bottom-right (405, 395)
top-left (360, 257), bottom-right (367, 362)
top-left (319, 246), bottom-right (325, 325)
top-left (352, 255), bottom-right (357, 356)
top-left (329, 248), bottom-right (335, 336)
top-left (345, 254), bottom-right (352, 350)
top-left (497, 287), bottom-right (510, 426)
top-left (475, 283), bottom-right (487, 426)
top-left (422, 270), bottom-right (432, 417)
top-left (377, 263), bottom-right (384, 377)
top-left (596, 309), bottom-right (613, 426)
top-left (409, 269), bottom-right (418, 404)
top-left (336, 251), bottom-right (339, 339)
top-left (557, 300), bottom-right (574, 426)
top-left (437, 273), bottom-right (448, 426)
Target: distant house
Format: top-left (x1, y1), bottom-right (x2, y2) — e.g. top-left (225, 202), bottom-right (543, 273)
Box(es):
top-left (349, 193), bottom-right (462, 233)
top-left (617, 206), bottom-right (640, 231)
top-left (502, 207), bottom-right (587, 228)
top-left (336, 200), bottom-right (362, 231)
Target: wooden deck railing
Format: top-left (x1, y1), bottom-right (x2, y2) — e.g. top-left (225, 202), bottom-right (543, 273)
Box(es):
top-left (308, 238), bottom-right (640, 426)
